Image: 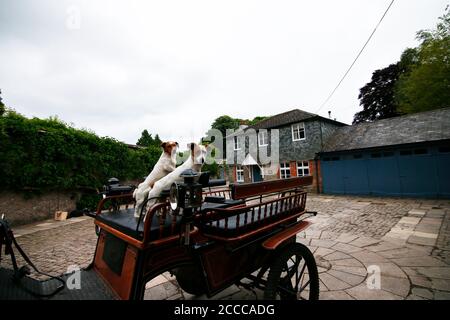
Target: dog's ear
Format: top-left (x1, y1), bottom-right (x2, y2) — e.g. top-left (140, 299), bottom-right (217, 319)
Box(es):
top-left (161, 142), bottom-right (167, 149)
top-left (187, 142), bottom-right (196, 156)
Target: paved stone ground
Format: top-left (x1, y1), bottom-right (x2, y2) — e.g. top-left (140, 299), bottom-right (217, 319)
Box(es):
top-left (3, 194), bottom-right (450, 300)
top-left (2, 217), bottom-right (97, 278)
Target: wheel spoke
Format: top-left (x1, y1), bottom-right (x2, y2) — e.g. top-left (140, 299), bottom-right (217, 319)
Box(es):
top-left (279, 255), bottom-right (308, 299)
top-left (285, 255), bottom-right (301, 280)
top-left (295, 262), bottom-right (307, 291)
top-left (299, 279), bottom-right (311, 293)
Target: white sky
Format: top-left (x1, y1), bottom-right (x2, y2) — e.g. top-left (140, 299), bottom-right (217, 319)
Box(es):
top-left (0, 0), bottom-right (448, 148)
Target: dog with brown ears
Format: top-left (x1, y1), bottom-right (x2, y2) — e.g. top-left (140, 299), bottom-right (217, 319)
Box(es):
top-left (138, 142), bottom-right (207, 219)
top-left (133, 141), bottom-right (178, 218)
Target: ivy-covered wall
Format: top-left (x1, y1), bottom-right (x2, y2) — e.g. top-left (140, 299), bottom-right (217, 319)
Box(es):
top-left (0, 110), bottom-right (160, 194)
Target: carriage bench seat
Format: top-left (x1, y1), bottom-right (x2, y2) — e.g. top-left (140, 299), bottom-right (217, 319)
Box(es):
top-left (201, 192), bottom-right (307, 237)
top-left (201, 177), bottom-right (311, 238)
top-left (95, 208), bottom-right (182, 240)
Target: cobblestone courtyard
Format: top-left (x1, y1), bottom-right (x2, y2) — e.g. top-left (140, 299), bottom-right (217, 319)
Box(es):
top-left (4, 194), bottom-right (450, 300)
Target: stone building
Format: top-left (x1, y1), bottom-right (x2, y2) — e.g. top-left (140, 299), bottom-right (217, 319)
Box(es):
top-left (226, 109), bottom-right (347, 191)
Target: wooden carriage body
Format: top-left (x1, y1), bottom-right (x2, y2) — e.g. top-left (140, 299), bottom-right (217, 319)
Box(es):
top-left (92, 176), bottom-right (314, 299)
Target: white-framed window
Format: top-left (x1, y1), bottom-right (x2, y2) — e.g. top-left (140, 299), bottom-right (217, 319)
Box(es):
top-left (280, 162), bottom-right (291, 179)
top-left (236, 166), bottom-right (244, 182)
top-left (234, 136), bottom-right (240, 150)
top-left (258, 131), bottom-right (268, 147)
top-left (297, 161), bottom-right (310, 177)
top-left (291, 123), bottom-right (306, 141)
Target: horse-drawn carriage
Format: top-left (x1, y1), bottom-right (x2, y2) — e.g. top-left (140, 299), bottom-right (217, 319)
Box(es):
top-left (0, 172), bottom-right (319, 300)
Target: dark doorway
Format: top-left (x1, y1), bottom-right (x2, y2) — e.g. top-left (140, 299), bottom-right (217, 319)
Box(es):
top-left (252, 165), bottom-right (263, 182)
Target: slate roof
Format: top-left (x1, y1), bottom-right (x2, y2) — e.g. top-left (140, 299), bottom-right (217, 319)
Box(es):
top-left (250, 109), bottom-right (347, 130)
top-left (322, 107), bottom-right (450, 153)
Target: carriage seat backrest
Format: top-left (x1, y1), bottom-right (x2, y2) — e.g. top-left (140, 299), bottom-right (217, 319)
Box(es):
top-left (230, 176), bottom-right (313, 200)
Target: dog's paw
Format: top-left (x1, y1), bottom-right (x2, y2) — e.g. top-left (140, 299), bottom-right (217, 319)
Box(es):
top-left (134, 207), bottom-right (142, 219)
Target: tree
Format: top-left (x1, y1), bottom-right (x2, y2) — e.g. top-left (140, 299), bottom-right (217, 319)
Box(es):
top-left (136, 129), bottom-right (161, 148)
top-left (0, 89), bottom-right (5, 116)
top-left (395, 9), bottom-right (450, 114)
top-left (211, 115), bottom-right (268, 134)
top-left (415, 7), bottom-right (450, 43)
top-left (153, 134), bottom-right (162, 146)
top-left (211, 115), bottom-right (240, 136)
top-left (353, 8), bottom-right (450, 122)
top-left (353, 63), bottom-right (405, 124)
top-left (248, 116), bottom-right (269, 126)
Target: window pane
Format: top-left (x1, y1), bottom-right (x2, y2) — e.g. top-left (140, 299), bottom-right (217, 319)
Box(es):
top-left (237, 166), bottom-right (244, 182)
top-left (293, 124), bottom-right (302, 140)
top-left (304, 168), bottom-right (309, 175)
top-left (299, 129), bottom-right (305, 139)
top-left (280, 162), bottom-right (291, 179)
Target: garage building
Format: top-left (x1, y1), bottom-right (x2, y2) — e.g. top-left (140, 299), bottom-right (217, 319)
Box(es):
top-left (319, 108), bottom-right (450, 198)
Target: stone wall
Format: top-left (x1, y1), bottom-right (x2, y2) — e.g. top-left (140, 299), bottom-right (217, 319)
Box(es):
top-left (278, 119), bottom-right (343, 161)
top-left (0, 191), bottom-right (78, 226)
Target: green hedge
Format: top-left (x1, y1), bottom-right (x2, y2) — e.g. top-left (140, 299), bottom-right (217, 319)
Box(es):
top-left (0, 110), bottom-right (160, 193)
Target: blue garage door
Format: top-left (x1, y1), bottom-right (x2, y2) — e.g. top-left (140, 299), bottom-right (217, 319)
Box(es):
top-left (321, 155), bottom-right (345, 194)
top-left (436, 146), bottom-right (450, 198)
top-left (321, 146), bottom-right (450, 198)
top-left (366, 151), bottom-right (402, 196)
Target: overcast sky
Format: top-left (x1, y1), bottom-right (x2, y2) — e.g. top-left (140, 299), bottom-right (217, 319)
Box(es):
top-left (0, 0), bottom-right (448, 148)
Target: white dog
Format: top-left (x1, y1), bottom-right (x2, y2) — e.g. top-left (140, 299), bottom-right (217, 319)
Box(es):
top-left (141, 142), bottom-right (207, 219)
top-left (133, 141), bottom-right (178, 218)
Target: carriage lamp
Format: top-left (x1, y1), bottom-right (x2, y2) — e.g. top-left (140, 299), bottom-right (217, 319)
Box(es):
top-left (169, 169), bottom-right (203, 211)
top-left (169, 169), bottom-right (203, 246)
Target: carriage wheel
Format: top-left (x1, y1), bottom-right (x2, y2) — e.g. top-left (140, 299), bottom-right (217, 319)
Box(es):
top-left (174, 264), bottom-right (207, 296)
top-left (264, 243), bottom-right (319, 300)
